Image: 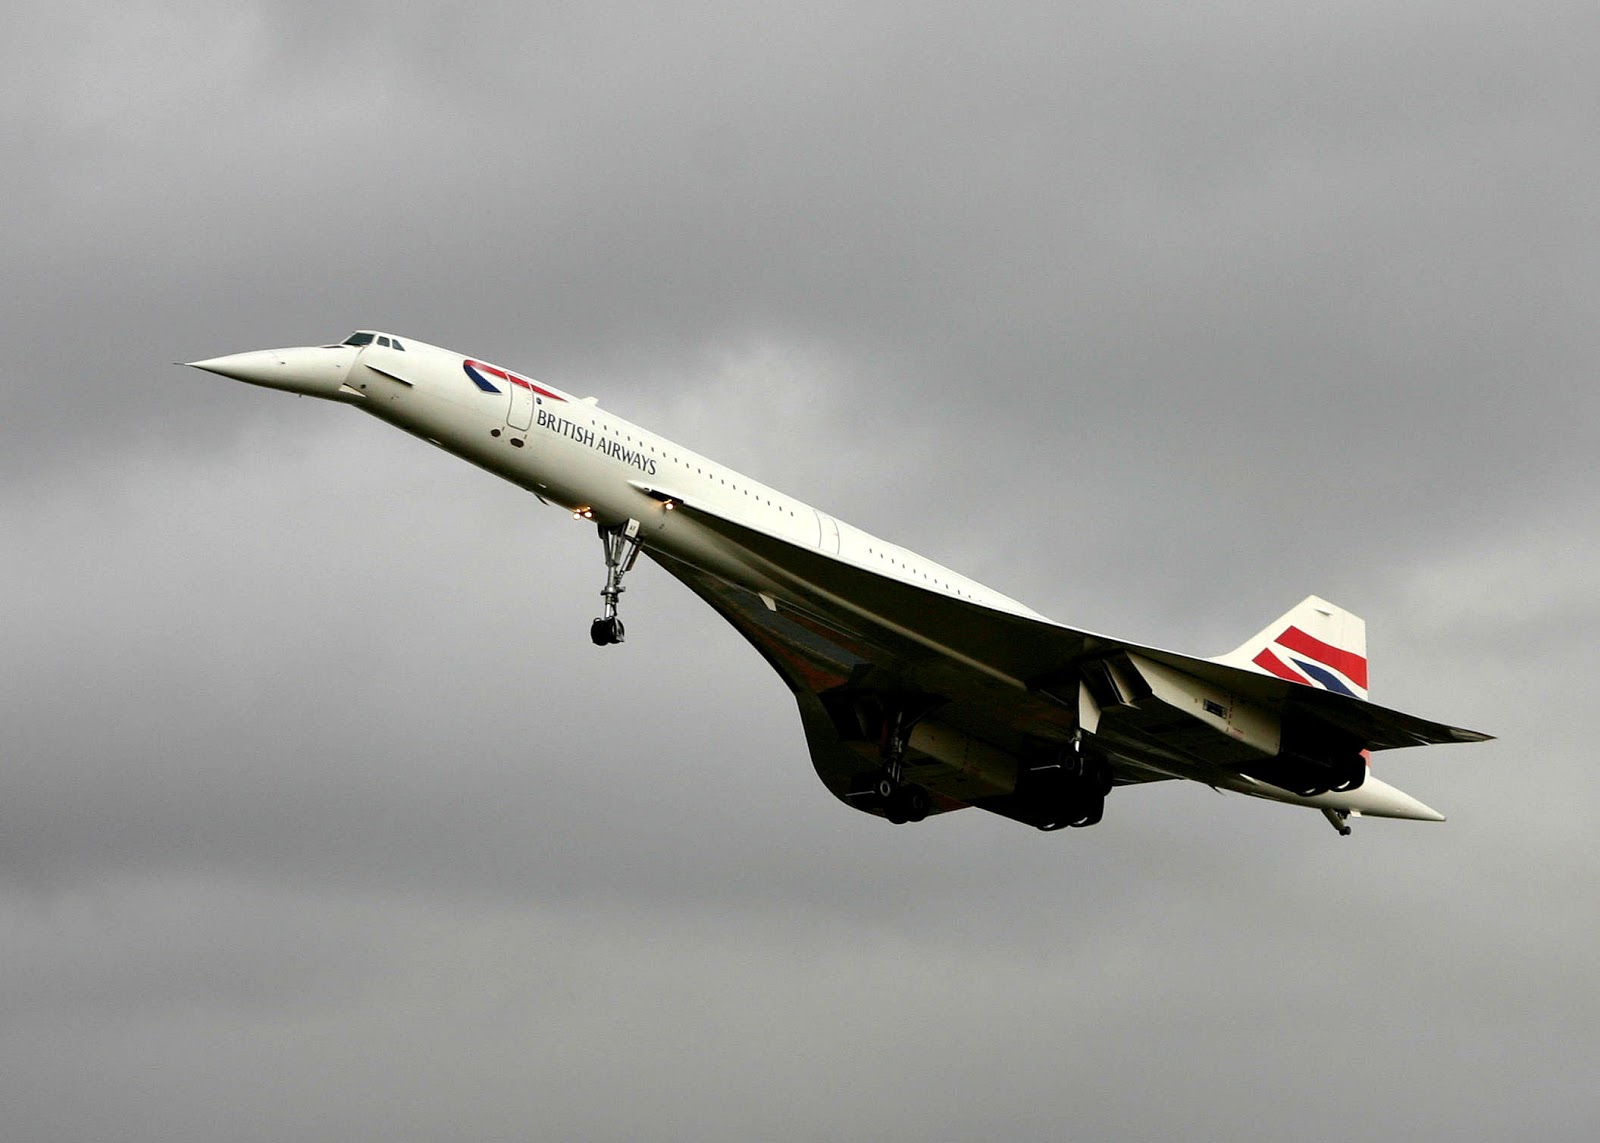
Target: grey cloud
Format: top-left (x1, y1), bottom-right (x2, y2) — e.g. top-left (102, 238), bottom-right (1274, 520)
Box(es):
top-left (3, 1), bottom-right (1597, 1139)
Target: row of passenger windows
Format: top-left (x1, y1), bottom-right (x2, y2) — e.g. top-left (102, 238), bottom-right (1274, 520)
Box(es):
top-left (548, 408), bottom-right (976, 599)
top-left (605, 416), bottom-right (974, 597)
top-left (606, 422), bottom-right (799, 517)
top-left (863, 545), bottom-right (973, 598)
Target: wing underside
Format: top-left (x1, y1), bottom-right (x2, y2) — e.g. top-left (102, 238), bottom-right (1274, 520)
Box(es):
top-left (644, 499), bottom-right (1488, 826)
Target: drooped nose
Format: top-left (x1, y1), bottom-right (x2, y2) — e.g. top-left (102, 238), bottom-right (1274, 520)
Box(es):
top-left (186, 345), bottom-right (360, 401)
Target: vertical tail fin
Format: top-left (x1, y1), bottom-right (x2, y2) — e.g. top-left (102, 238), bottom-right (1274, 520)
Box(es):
top-left (1213, 595), bottom-right (1370, 700)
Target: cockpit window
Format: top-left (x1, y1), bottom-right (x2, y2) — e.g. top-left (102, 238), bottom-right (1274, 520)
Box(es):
top-left (339, 331), bottom-right (405, 350)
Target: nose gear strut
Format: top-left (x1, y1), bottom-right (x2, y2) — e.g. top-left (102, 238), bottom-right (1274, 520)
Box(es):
top-left (591, 519), bottom-right (643, 646)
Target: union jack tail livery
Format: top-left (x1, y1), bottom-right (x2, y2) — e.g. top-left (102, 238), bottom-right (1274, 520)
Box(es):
top-left (1215, 596), bottom-right (1370, 701)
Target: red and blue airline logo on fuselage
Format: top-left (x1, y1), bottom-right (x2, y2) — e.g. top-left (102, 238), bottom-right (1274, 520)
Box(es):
top-left (463, 359), bottom-right (566, 402)
top-left (1252, 626), bottom-right (1368, 697)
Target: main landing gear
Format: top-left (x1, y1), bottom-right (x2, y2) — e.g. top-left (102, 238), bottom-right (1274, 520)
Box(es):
top-left (877, 779), bottom-right (931, 825)
top-left (849, 695), bottom-right (941, 825)
top-left (590, 519), bottom-right (643, 646)
top-left (1031, 735), bottom-right (1113, 831)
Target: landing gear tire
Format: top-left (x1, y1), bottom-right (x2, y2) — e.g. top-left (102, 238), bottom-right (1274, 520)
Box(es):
top-left (1329, 755), bottom-right (1366, 793)
top-left (897, 785), bottom-right (930, 824)
top-left (1034, 742), bottom-right (1111, 830)
top-left (1067, 795), bottom-right (1104, 828)
top-left (589, 616), bottom-right (625, 646)
top-left (877, 782), bottom-right (929, 825)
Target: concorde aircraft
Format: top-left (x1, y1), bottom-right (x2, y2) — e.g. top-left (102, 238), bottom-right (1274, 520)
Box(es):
top-left (187, 331), bottom-right (1489, 835)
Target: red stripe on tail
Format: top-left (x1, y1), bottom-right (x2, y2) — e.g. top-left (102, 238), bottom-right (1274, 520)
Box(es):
top-left (1275, 626), bottom-right (1368, 689)
top-left (1253, 647), bottom-right (1311, 685)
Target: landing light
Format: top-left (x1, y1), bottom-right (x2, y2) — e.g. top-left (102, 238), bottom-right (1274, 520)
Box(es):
top-left (573, 507), bottom-right (594, 520)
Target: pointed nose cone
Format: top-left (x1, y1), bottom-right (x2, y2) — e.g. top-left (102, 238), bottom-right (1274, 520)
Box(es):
top-left (187, 350), bottom-right (282, 384)
top-left (186, 345), bottom-right (360, 402)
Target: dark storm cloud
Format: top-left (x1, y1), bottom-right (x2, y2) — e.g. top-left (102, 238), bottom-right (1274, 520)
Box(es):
top-left (3, 1), bottom-right (1598, 1139)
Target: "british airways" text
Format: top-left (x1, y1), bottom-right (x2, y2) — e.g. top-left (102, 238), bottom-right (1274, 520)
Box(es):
top-left (537, 408), bottom-right (659, 475)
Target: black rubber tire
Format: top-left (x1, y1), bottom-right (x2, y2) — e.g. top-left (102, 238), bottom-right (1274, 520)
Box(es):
top-left (1330, 756), bottom-right (1366, 793)
top-left (1068, 795), bottom-right (1104, 828)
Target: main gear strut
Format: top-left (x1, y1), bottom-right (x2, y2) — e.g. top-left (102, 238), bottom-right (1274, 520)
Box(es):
top-left (857, 692), bottom-right (943, 824)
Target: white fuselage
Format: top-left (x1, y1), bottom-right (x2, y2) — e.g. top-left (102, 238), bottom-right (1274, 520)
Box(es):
top-left (351, 336), bottom-right (1044, 622)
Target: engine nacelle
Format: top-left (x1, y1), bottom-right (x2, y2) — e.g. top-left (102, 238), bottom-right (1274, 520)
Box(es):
top-left (1265, 710), bottom-right (1368, 795)
top-left (1077, 652), bottom-right (1365, 795)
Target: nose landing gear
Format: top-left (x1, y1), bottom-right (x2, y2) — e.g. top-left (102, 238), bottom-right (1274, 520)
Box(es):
top-left (590, 519), bottom-right (643, 646)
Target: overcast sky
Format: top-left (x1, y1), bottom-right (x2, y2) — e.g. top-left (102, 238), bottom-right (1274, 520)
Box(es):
top-left (4, 2), bottom-right (1597, 1139)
